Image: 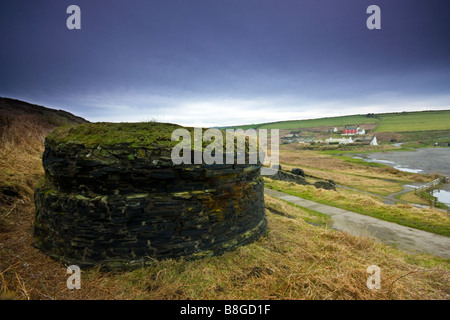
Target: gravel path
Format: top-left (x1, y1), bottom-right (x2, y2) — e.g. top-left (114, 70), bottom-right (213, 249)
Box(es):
top-left (265, 188), bottom-right (450, 258)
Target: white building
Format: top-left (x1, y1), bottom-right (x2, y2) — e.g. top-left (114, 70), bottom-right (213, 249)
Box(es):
top-left (370, 136), bottom-right (378, 146)
top-left (325, 137), bottom-right (354, 145)
top-left (342, 125), bottom-right (367, 135)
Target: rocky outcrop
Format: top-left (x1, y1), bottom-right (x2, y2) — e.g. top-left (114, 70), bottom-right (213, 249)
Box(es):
top-left (269, 168), bottom-right (336, 191)
top-left (291, 168), bottom-right (305, 177)
top-left (34, 123), bottom-right (267, 270)
top-left (270, 170), bottom-right (310, 186)
top-left (313, 180), bottom-right (336, 190)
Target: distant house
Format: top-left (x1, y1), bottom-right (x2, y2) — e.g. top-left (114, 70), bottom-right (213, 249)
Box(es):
top-left (298, 137), bottom-right (314, 144)
top-left (342, 125), bottom-right (359, 135)
top-left (325, 137), bottom-right (353, 145)
top-left (370, 136), bottom-right (378, 146)
top-left (281, 133), bottom-right (295, 144)
top-left (342, 125), bottom-right (366, 135)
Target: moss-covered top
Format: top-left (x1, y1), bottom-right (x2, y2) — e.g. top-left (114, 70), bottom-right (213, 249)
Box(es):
top-left (47, 122), bottom-right (257, 151)
top-left (47, 122), bottom-right (186, 148)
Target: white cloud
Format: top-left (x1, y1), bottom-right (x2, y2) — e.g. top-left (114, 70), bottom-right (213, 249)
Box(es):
top-left (72, 89), bottom-right (450, 127)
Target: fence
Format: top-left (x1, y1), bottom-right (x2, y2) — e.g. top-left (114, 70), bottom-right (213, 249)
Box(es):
top-left (415, 177), bottom-right (445, 192)
top-left (414, 176), bottom-right (448, 208)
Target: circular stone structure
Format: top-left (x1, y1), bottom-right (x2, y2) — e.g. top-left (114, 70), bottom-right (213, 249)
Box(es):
top-left (34, 122), bottom-right (266, 269)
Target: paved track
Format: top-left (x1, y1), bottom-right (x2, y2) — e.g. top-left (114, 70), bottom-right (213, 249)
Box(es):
top-left (265, 188), bottom-right (450, 258)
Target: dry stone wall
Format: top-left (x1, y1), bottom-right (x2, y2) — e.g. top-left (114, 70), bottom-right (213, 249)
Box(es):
top-left (34, 134), bottom-right (267, 270)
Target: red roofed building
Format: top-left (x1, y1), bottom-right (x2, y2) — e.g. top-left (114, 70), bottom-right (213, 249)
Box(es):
top-left (342, 125), bottom-right (359, 135)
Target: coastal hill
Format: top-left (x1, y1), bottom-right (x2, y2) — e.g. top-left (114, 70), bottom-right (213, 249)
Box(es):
top-left (226, 110), bottom-right (450, 147)
top-left (228, 109), bottom-right (450, 132)
top-left (0, 97), bottom-right (88, 209)
top-left (0, 97), bottom-right (87, 128)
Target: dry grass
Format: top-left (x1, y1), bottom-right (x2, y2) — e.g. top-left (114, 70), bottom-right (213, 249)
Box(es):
top-left (278, 148), bottom-right (437, 197)
top-left (0, 113), bottom-right (51, 203)
top-left (0, 104), bottom-right (109, 300)
top-left (1, 192), bottom-right (448, 300)
top-left (282, 164), bottom-right (403, 196)
top-left (398, 191), bottom-right (431, 206)
top-left (280, 149), bottom-right (434, 182)
top-left (0, 193), bottom-right (117, 300)
top-left (0, 114), bottom-right (50, 235)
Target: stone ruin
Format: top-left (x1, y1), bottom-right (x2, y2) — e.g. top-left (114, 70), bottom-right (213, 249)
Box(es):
top-left (269, 165), bottom-right (336, 191)
top-left (34, 123), bottom-right (267, 269)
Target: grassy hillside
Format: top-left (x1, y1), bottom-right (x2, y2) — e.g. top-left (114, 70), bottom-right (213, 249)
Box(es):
top-left (374, 111), bottom-right (450, 132)
top-left (0, 98), bottom-right (88, 220)
top-left (0, 98), bottom-right (87, 128)
top-left (233, 115), bottom-right (380, 130)
top-left (227, 110), bottom-right (450, 133)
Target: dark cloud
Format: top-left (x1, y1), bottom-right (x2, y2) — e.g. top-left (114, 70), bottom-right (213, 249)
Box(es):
top-left (1, 0), bottom-right (449, 126)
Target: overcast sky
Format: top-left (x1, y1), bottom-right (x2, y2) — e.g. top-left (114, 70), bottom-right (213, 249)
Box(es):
top-left (1, 0), bottom-right (449, 127)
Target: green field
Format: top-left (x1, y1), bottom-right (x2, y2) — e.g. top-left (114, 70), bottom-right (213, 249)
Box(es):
top-left (227, 110), bottom-right (450, 133)
top-left (374, 111), bottom-right (450, 132)
top-left (231, 114), bottom-right (380, 130)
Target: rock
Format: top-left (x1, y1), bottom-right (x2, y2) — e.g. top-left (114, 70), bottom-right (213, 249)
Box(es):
top-left (270, 170), bottom-right (310, 186)
top-left (34, 122), bottom-right (267, 270)
top-left (313, 181), bottom-right (336, 191)
top-left (291, 168), bottom-right (305, 177)
top-left (268, 168), bottom-right (336, 191)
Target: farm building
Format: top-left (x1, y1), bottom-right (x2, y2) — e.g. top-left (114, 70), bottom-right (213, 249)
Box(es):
top-left (370, 136), bottom-right (378, 146)
top-left (298, 137), bottom-right (314, 144)
top-left (342, 125), bottom-right (366, 135)
top-left (325, 137), bottom-right (354, 145)
top-left (342, 125), bottom-right (359, 135)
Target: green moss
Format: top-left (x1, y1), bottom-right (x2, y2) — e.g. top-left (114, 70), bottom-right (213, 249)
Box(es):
top-left (137, 149), bottom-right (146, 158)
top-left (125, 193), bottom-right (149, 201)
top-left (47, 122), bottom-right (184, 149)
top-left (99, 148), bottom-right (110, 157)
top-left (46, 122), bottom-right (257, 152)
top-left (191, 250), bottom-right (214, 258)
top-left (44, 189), bottom-right (58, 196)
top-left (75, 194), bottom-right (90, 201)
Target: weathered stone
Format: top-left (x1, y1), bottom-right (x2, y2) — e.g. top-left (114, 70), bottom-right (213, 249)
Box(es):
top-left (270, 170), bottom-right (310, 185)
top-left (34, 123), bottom-right (267, 270)
top-left (291, 168), bottom-right (305, 177)
top-left (269, 169), bottom-right (336, 191)
top-left (313, 181), bottom-right (336, 191)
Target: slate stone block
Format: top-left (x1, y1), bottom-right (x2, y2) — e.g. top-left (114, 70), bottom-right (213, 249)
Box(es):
top-left (34, 134), bottom-right (267, 269)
